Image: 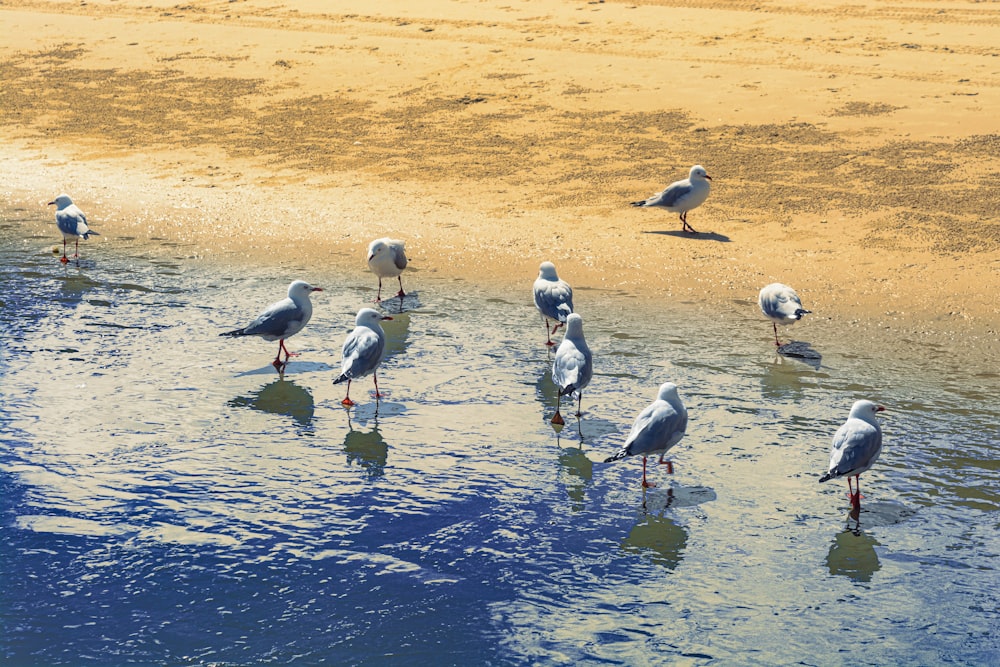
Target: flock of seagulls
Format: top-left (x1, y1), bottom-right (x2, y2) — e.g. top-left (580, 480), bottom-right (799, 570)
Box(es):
top-left (46, 173), bottom-right (886, 511)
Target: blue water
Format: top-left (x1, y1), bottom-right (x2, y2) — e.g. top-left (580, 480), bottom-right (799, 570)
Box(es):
top-left (1, 208), bottom-right (998, 666)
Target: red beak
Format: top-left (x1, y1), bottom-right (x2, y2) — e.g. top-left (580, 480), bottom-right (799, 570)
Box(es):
top-left (382, 316), bottom-right (393, 321)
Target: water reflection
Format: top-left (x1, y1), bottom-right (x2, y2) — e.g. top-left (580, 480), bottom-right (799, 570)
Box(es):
top-left (228, 378), bottom-right (315, 430)
top-left (343, 422), bottom-right (389, 479)
top-left (56, 272), bottom-right (102, 307)
top-left (621, 504), bottom-right (689, 571)
top-left (776, 341), bottom-right (822, 369)
top-left (556, 438), bottom-right (592, 512)
top-left (826, 526), bottom-right (881, 583)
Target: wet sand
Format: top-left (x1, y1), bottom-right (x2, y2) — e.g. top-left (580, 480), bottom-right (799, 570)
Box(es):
top-left (2, 0), bottom-right (998, 344)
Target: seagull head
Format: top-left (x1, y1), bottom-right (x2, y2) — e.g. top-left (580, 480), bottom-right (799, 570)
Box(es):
top-left (564, 313), bottom-right (584, 338)
top-left (690, 165), bottom-right (712, 181)
top-left (288, 280), bottom-right (322, 298)
top-left (538, 261), bottom-right (559, 280)
top-left (367, 238), bottom-right (388, 262)
top-left (48, 194), bottom-right (74, 209)
top-left (849, 400), bottom-right (886, 423)
top-left (657, 382), bottom-right (681, 402)
top-left (356, 307), bottom-right (392, 326)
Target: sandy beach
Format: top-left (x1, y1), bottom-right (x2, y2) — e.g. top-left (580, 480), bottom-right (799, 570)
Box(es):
top-left (2, 0), bottom-right (998, 338)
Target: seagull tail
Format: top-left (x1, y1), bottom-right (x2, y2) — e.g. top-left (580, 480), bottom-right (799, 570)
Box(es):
top-left (630, 200), bottom-right (647, 207)
top-left (83, 230), bottom-right (99, 238)
top-left (219, 328), bottom-right (247, 338)
top-left (558, 384), bottom-right (577, 397)
top-left (603, 449), bottom-right (629, 464)
top-left (818, 471), bottom-right (836, 483)
top-left (795, 308), bottom-right (811, 319)
top-left (332, 373), bottom-right (349, 385)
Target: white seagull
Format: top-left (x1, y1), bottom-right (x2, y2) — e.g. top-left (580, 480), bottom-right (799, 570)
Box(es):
top-left (367, 238), bottom-right (408, 302)
top-left (758, 283), bottom-right (811, 347)
top-left (334, 307), bottom-right (393, 406)
top-left (604, 382), bottom-right (689, 488)
top-left (550, 313), bottom-right (593, 425)
top-left (48, 194), bottom-right (99, 264)
top-left (220, 280), bottom-right (323, 372)
top-left (533, 261), bottom-right (574, 346)
top-left (819, 400), bottom-right (885, 511)
top-left (631, 165), bottom-right (712, 233)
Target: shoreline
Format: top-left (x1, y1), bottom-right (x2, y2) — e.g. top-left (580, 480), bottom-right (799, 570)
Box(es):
top-left (1, 0), bottom-right (998, 350)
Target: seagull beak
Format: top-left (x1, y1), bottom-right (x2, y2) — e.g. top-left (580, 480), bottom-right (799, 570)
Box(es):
top-left (367, 253), bottom-right (375, 262)
top-left (311, 287), bottom-right (323, 292)
top-left (876, 405), bottom-right (886, 412)
top-left (704, 174), bottom-right (713, 181)
top-left (381, 316), bottom-right (393, 321)
top-left (47, 200), bottom-right (55, 206)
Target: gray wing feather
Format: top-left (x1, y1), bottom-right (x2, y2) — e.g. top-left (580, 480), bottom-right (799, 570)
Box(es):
top-left (534, 280), bottom-right (574, 322)
top-left (242, 298), bottom-right (302, 338)
top-left (341, 327), bottom-right (385, 378)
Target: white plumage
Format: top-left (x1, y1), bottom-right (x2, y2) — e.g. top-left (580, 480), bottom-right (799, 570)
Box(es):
top-left (631, 165), bottom-right (712, 233)
top-left (605, 383), bottom-right (688, 488)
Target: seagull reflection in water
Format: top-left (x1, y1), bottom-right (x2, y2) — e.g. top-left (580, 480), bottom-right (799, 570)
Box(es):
top-left (228, 378), bottom-right (315, 430)
top-left (343, 417), bottom-right (389, 479)
top-left (826, 524), bottom-right (881, 583)
top-left (620, 493), bottom-right (690, 571)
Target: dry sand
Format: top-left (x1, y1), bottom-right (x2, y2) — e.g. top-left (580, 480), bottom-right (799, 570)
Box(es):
top-left (2, 0), bottom-right (998, 341)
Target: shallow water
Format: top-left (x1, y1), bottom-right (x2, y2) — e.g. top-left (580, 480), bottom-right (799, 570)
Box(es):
top-left (1, 208), bottom-right (998, 666)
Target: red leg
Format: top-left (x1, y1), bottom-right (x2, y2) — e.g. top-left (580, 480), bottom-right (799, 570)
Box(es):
top-left (60, 239), bottom-right (69, 263)
top-left (374, 278), bottom-right (383, 303)
top-left (550, 321), bottom-right (564, 336)
top-left (773, 323), bottom-right (781, 347)
top-left (373, 371), bottom-right (384, 399)
top-left (74, 238), bottom-right (80, 258)
top-left (395, 276), bottom-right (406, 298)
top-left (551, 392), bottom-right (564, 424)
top-left (642, 456), bottom-right (655, 488)
top-left (657, 454), bottom-right (674, 474)
top-left (341, 379), bottom-right (355, 406)
top-left (543, 317), bottom-right (554, 346)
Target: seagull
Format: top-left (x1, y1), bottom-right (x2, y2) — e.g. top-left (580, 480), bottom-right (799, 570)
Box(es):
top-left (550, 313), bottom-right (593, 425)
top-left (533, 261), bottom-right (574, 346)
top-left (631, 165), bottom-right (712, 233)
top-left (220, 280), bottom-right (323, 372)
top-left (759, 283), bottom-right (811, 347)
top-left (819, 400), bottom-right (885, 512)
top-left (334, 307), bottom-right (393, 406)
top-left (367, 238), bottom-right (408, 302)
top-left (604, 382), bottom-right (688, 488)
top-left (47, 194), bottom-right (99, 264)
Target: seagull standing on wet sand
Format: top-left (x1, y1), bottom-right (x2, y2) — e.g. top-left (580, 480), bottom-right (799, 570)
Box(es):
top-left (334, 308), bottom-right (393, 406)
top-left (533, 261), bottom-right (574, 346)
top-left (759, 283), bottom-right (812, 347)
top-left (367, 238), bottom-right (408, 302)
top-left (550, 313), bottom-right (593, 425)
top-left (604, 382), bottom-right (689, 488)
top-left (48, 194), bottom-right (99, 263)
top-left (220, 280), bottom-right (323, 372)
top-left (631, 165), bottom-right (712, 233)
top-left (819, 400), bottom-right (885, 512)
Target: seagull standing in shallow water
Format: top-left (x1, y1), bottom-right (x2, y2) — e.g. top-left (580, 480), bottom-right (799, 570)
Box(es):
top-left (758, 282), bottom-right (811, 347)
top-left (533, 261), bottom-right (574, 346)
top-left (220, 280), bottom-right (323, 372)
top-left (631, 165), bottom-right (712, 233)
top-left (550, 313), bottom-right (592, 425)
top-left (819, 400), bottom-right (885, 512)
top-left (367, 238), bottom-right (408, 302)
top-left (604, 382), bottom-right (689, 488)
top-left (334, 308), bottom-right (393, 406)
top-left (48, 194), bottom-right (99, 264)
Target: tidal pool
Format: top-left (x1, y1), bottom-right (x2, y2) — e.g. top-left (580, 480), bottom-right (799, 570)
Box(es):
top-left (1, 206), bottom-right (997, 665)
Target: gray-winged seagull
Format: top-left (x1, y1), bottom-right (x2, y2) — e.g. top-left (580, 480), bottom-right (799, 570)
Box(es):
top-left (533, 261), bottom-right (574, 346)
top-left (551, 313), bottom-right (593, 425)
top-left (333, 307), bottom-right (393, 406)
top-left (758, 283), bottom-right (811, 347)
top-left (48, 194), bottom-right (99, 264)
top-left (819, 400), bottom-right (885, 512)
top-left (367, 238), bottom-right (408, 302)
top-left (604, 382), bottom-right (689, 488)
top-left (631, 165), bottom-right (712, 233)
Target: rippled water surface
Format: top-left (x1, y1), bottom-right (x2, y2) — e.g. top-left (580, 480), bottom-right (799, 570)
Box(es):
top-left (2, 208), bottom-right (998, 666)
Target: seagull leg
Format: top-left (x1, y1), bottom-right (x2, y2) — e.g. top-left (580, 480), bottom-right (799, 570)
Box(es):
top-left (773, 323), bottom-right (781, 347)
top-left (575, 392), bottom-right (583, 418)
top-left (373, 371), bottom-right (384, 399)
top-left (272, 340), bottom-right (287, 371)
top-left (375, 278), bottom-right (383, 303)
top-left (641, 456), bottom-right (656, 488)
top-left (551, 393), bottom-right (565, 425)
top-left (60, 239), bottom-right (69, 264)
top-left (395, 276), bottom-right (406, 298)
top-left (74, 238), bottom-right (80, 259)
top-left (680, 212), bottom-right (698, 234)
top-left (341, 379), bottom-right (356, 406)
top-left (543, 317), bottom-right (555, 346)
top-left (657, 454), bottom-right (674, 474)
top-left (550, 321), bottom-right (564, 336)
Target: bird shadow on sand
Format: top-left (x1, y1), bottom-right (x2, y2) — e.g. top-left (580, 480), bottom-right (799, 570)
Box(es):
top-left (775, 341), bottom-right (822, 369)
top-left (643, 230), bottom-right (731, 242)
top-left (235, 360), bottom-right (335, 377)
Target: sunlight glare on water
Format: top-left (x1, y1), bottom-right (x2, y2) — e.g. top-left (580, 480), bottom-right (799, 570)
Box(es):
top-left (1, 207), bottom-right (998, 665)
